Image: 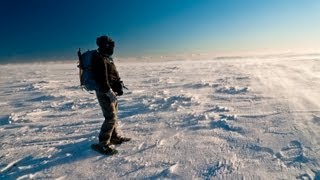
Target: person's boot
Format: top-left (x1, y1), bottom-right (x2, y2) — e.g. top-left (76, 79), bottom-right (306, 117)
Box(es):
top-left (91, 143), bottom-right (118, 155)
top-left (110, 136), bottom-right (131, 145)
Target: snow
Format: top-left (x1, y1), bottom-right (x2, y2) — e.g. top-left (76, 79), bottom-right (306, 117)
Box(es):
top-left (0, 54), bottom-right (320, 179)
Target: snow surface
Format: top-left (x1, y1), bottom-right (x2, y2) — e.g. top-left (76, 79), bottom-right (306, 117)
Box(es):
top-left (0, 54), bottom-right (320, 179)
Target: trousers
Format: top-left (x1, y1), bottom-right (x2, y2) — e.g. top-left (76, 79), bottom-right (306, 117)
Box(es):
top-left (96, 91), bottom-right (118, 145)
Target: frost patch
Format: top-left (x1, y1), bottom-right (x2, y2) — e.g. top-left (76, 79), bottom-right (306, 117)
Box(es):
top-left (216, 86), bottom-right (249, 94)
top-left (211, 119), bottom-right (243, 133)
top-left (219, 114), bottom-right (237, 120)
top-left (184, 82), bottom-right (218, 89)
top-left (211, 105), bottom-right (229, 112)
top-left (147, 95), bottom-right (194, 111)
top-left (28, 95), bottom-right (57, 102)
top-left (8, 113), bottom-right (28, 123)
top-left (17, 84), bottom-right (38, 92)
top-left (201, 161), bottom-right (234, 178)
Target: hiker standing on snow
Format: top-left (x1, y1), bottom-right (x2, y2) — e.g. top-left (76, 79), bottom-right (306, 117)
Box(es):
top-left (91, 35), bottom-right (130, 154)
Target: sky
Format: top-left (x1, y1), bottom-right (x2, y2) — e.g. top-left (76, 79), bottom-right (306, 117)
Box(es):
top-left (0, 0), bottom-right (319, 62)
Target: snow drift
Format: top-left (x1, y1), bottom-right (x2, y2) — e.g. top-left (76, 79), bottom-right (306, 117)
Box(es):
top-left (0, 54), bottom-right (319, 179)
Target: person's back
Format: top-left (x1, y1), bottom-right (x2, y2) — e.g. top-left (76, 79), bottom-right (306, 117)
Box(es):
top-left (92, 51), bottom-right (121, 94)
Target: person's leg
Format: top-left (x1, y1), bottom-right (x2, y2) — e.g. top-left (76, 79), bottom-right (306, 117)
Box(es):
top-left (96, 92), bottom-right (118, 146)
top-left (111, 101), bottom-right (119, 138)
top-left (110, 101), bottom-right (131, 144)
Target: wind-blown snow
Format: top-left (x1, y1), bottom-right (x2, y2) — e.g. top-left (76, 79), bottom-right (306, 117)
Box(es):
top-left (0, 55), bottom-right (319, 179)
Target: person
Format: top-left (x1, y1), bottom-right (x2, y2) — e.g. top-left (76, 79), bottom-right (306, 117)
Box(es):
top-left (91, 35), bottom-right (130, 154)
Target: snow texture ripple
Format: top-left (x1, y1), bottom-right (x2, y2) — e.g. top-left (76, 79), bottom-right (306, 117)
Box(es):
top-left (0, 55), bottom-right (320, 179)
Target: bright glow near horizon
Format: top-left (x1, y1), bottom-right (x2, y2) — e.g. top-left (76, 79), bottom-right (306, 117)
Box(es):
top-left (0, 0), bottom-right (319, 62)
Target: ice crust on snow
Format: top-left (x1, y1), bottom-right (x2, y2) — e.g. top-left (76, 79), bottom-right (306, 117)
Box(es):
top-left (0, 55), bottom-right (320, 179)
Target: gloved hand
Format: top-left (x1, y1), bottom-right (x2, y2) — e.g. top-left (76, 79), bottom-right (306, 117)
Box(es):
top-left (105, 89), bottom-right (116, 103)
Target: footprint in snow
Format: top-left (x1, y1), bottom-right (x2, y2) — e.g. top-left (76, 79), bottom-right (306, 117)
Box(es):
top-left (275, 140), bottom-right (310, 167)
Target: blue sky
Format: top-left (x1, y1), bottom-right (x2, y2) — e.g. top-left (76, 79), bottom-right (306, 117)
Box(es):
top-left (0, 0), bottom-right (319, 62)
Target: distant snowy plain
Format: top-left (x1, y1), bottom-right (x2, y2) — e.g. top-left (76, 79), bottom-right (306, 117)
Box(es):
top-left (0, 54), bottom-right (320, 179)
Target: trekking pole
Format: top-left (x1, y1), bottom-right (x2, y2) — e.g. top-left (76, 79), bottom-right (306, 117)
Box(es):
top-left (121, 81), bottom-right (129, 90)
top-left (77, 48), bottom-right (82, 68)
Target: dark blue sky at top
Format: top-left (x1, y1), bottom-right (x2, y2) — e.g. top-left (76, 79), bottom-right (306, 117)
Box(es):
top-left (0, 0), bottom-right (319, 62)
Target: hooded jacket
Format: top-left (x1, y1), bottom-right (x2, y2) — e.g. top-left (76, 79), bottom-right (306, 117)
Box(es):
top-left (91, 51), bottom-right (120, 93)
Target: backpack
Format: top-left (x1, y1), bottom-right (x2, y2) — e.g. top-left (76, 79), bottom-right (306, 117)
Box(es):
top-left (77, 48), bottom-right (98, 91)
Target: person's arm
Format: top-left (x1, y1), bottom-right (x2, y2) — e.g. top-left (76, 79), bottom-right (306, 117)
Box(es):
top-left (104, 60), bottom-right (116, 101)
